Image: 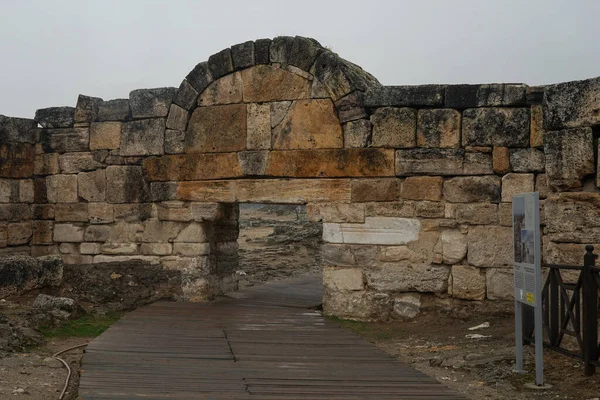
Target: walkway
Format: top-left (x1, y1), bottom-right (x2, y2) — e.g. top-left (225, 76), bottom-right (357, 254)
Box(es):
top-left (79, 275), bottom-right (464, 399)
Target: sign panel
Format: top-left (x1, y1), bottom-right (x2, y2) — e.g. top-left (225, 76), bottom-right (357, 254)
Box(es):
top-left (512, 193), bottom-right (541, 307)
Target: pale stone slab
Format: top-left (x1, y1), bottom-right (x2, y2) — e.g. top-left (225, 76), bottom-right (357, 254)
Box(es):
top-left (140, 243), bottom-right (173, 256)
top-left (323, 266), bottom-right (364, 291)
top-left (365, 263), bottom-right (450, 293)
top-left (54, 223), bottom-right (85, 242)
top-left (440, 230), bottom-right (467, 264)
top-left (393, 293), bottom-right (421, 319)
top-left (449, 265), bottom-right (485, 300)
top-left (323, 217), bottom-right (421, 245)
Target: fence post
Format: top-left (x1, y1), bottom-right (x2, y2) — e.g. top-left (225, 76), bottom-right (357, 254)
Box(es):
top-left (583, 245), bottom-right (598, 376)
top-left (549, 270), bottom-right (559, 346)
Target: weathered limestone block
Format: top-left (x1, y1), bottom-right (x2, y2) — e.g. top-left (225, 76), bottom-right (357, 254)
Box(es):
top-left (113, 204), bottom-right (154, 221)
top-left (544, 127), bottom-right (594, 191)
top-left (32, 221), bottom-right (54, 245)
top-left (439, 230), bottom-right (467, 264)
top-left (445, 84), bottom-right (526, 108)
top-left (129, 87), bottom-right (177, 119)
top-left (269, 36), bottom-right (322, 71)
top-left (33, 178), bottom-right (47, 204)
top-left (335, 92), bottom-right (367, 123)
top-left (370, 107), bottom-right (416, 148)
top-left (393, 293), bottom-right (421, 319)
top-left (542, 76), bottom-right (600, 130)
top-left (509, 148), bottom-right (545, 172)
top-left (0, 142), bottom-right (35, 179)
top-left (55, 203), bottom-right (89, 222)
top-left (74, 94), bottom-right (103, 123)
top-left (198, 72), bottom-right (243, 106)
top-left (443, 176), bottom-right (501, 203)
top-left (246, 103), bottom-right (271, 150)
top-left (173, 80), bottom-right (199, 110)
top-left (416, 109), bottom-right (460, 148)
top-left (177, 181), bottom-right (236, 202)
top-left (141, 220), bottom-right (181, 243)
top-left (364, 201), bottom-right (416, 218)
top-left (272, 99), bottom-right (342, 150)
top-left (351, 178), bottom-right (399, 202)
top-left (530, 105), bottom-right (544, 147)
top-left (165, 105), bottom-right (188, 133)
top-left (445, 203), bottom-right (498, 225)
top-left (156, 202), bottom-right (221, 222)
top-left (323, 217), bottom-right (421, 245)
top-left (544, 193), bottom-right (600, 243)
top-left (8, 222), bottom-right (32, 245)
top-left (46, 174), bottom-right (78, 203)
top-left (53, 223), bottom-right (85, 242)
top-left (467, 226), bottom-right (512, 267)
top-left (80, 242), bottom-right (102, 255)
top-left (97, 99), bottom-right (131, 121)
top-left (253, 38), bottom-right (271, 64)
top-left (0, 116), bottom-right (37, 144)
top-left (34, 107), bottom-right (75, 129)
top-left (265, 148), bottom-right (394, 178)
top-left (535, 174), bottom-right (550, 199)
top-left (164, 129), bottom-right (185, 154)
top-left (185, 62), bottom-right (214, 97)
top-left (378, 246), bottom-right (427, 264)
top-left (139, 243), bottom-right (172, 256)
top-left (365, 85), bottom-right (444, 107)
top-left (343, 119), bottom-right (371, 148)
top-left (242, 64), bottom-right (311, 102)
top-left (501, 173), bottom-right (534, 202)
top-left (492, 147), bottom-right (510, 175)
top-left (143, 153), bottom-right (243, 181)
top-left (88, 203), bottom-right (114, 224)
top-left (231, 40), bottom-right (255, 70)
top-left (0, 179), bottom-right (12, 203)
top-left (150, 182), bottom-right (177, 202)
top-left (175, 223), bottom-right (208, 243)
top-left (0, 255), bottom-right (63, 297)
top-left (323, 290), bottom-right (391, 321)
top-left (34, 153), bottom-right (59, 175)
top-left (323, 266), bottom-right (364, 291)
top-left (85, 225), bottom-right (112, 242)
top-left (365, 264), bottom-right (449, 293)
top-left (395, 149), bottom-right (492, 176)
top-left (92, 255), bottom-right (161, 265)
top-left (486, 268), bottom-right (513, 300)
top-left (40, 128), bottom-right (89, 153)
top-left (185, 104), bottom-right (246, 153)
top-left (462, 108), bottom-right (529, 147)
top-left (449, 265), bottom-right (485, 300)
top-left (173, 243), bottom-right (210, 257)
top-left (322, 244), bottom-right (379, 267)
top-left (238, 151), bottom-right (268, 176)
top-left (498, 203), bottom-right (512, 226)
top-left (208, 48), bottom-right (234, 79)
top-left (18, 180), bottom-right (34, 203)
top-left (100, 243), bottom-right (138, 255)
top-left (105, 166), bottom-right (150, 203)
top-left (78, 170), bottom-right (106, 202)
top-left (59, 152), bottom-right (103, 173)
top-left (307, 203), bottom-right (365, 223)
top-left (120, 119), bottom-right (165, 156)
top-left (401, 176), bottom-right (442, 201)
top-left (0, 204), bottom-right (31, 222)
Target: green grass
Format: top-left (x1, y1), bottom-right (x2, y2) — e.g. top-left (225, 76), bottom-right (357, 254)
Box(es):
top-left (326, 315), bottom-right (403, 342)
top-left (39, 312), bottom-right (123, 338)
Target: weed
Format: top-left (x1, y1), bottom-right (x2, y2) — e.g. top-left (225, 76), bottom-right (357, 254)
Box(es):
top-left (39, 312), bottom-right (123, 338)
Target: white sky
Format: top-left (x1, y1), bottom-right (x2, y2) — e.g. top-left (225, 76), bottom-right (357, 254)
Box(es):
top-left (1, 0), bottom-right (599, 118)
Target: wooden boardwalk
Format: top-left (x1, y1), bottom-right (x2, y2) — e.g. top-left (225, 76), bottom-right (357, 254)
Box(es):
top-left (79, 275), bottom-right (464, 399)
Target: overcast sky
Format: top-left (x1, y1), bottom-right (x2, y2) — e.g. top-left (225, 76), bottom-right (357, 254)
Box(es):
top-left (1, 0), bottom-right (599, 118)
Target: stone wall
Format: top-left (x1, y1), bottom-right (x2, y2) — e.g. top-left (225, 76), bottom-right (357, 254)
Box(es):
top-left (1, 36), bottom-right (600, 319)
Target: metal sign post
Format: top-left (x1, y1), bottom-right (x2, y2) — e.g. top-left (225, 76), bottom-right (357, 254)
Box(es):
top-left (512, 192), bottom-right (548, 388)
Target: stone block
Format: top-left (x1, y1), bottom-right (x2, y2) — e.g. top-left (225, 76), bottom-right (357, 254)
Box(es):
top-left (322, 290), bottom-right (392, 321)
top-left (449, 265), bottom-right (485, 300)
top-left (241, 64), bottom-right (311, 102)
top-left (401, 176), bottom-right (442, 201)
top-left (105, 166), bottom-right (150, 203)
top-left (143, 153), bottom-right (242, 181)
top-left (245, 103), bottom-right (271, 150)
top-left (238, 151), bottom-right (268, 176)
top-left (84, 225), bottom-right (112, 242)
top-left (32, 221), bottom-right (54, 245)
top-left (323, 217), bottom-right (420, 245)
top-left (0, 116), bottom-right (37, 144)
top-left (32, 204), bottom-right (54, 220)
top-left (55, 203), bottom-right (89, 222)
top-left (535, 174), bottom-right (550, 199)
top-left (365, 264), bottom-right (449, 293)
top-left (198, 72), bottom-right (243, 107)
top-left (140, 243), bottom-right (172, 256)
top-left (265, 149), bottom-right (394, 178)
top-left (74, 94), bottom-right (103, 123)
top-left (395, 148), bottom-right (492, 176)
top-left (59, 152), bottom-right (103, 173)
top-left (185, 62), bottom-right (214, 95)
top-left (40, 128), bottom-right (89, 153)
top-left (544, 127), bottom-right (594, 190)
top-left (0, 204), bottom-right (31, 222)
top-left (445, 203), bottom-right (498, 225)
top-left (351, 178), bottom-right (399, 202)
top-left (97, 99), bottom-right (131, 121)
top-left (306, 203), bottom-right (365, 223)
top-left (0, 142), bottom-right (35, 179)
top-left (34, 153), bottom-right (59, 175)
top-left (272, 99), bottom-right (342, 150)
top-left (150, 181), bottom-right (177, 202)
top-left (164, 129), bottom-right (185, 154)
top-left (174, 223), bottom-right (207, 243)
top-left (90, 122), bottom-right (122, 150)
top-left (501, 173), bottom-right (534, 202)
top-left (270, 36), bottom-right (322, 71)
top-left (100, 243), bottom-right (138, 255)
top-left (544, 193), bottom-right (600, 243)
top-left (370, 107), bottom-right (416, 148)
top-left (120, 119), bottom-right (165, 156)
top-left (34, 107), bottom-right (75, 129)
top-left (92, 255), bottom-right (161, 265)
top-left (498, 203), bottom-right (512, 226)
top-left (343, 119), bottom-right (371, 148)
top-left (173, 79), bottom-right (199, 110)
top-left (165, 104), bottom-right (189, 132)
top-left (0, 179), bottom-right (12, 203)
top-left (393, 293), bottom-right (421, 320)
top-left (231, 40), bottom-right (255, 70)
top-left (54, 223), bottom-right (85, 242)
top-left (18, 180), bottom-right (34, 203)
top-left (59, 243), bottom-right (77, 254)
top-left (323, 267), bottom-right (364, 291)
top-left (173, 243), bottom-right (210, 257)
top-left (8, 222), bottom-right (32, 245)
top-left (78, 170), bottom-right (106, 202)
top-left (185, 104), bottom-right (246, 153)
top-left (486, 268), bottom-right (513, 300)
top-left (462, 108), bottom-right (530, 147)
top-left (141, 220), bottom-right (182, 243)
top-left (129, 87), bottom-right (177, 119)
top-left (477, 84), bottom-right (527, 107)
top-left (509, 148), bottom-right (545, 172)
top-left (80, 242), bottom-right (102, 255)
top-left (416, 109), bottom-right (460, 148)
top-left (530, 105), bottom-right (544, 147)
top-left (467, 226), bottom-right (512, 267)
top-left (254, 38), bottom-right (271, 64)
top-left (492, 147), bottom-right (510, 175)
top-left (46, 174), bottom-right (78, 203)
top-left (364, 85), bottom-right (445, 107)
top-left (88, 203), bottom-right (113, 224)
top-left (439, 230), bottom-right (467, 264)
top-left (443, 176), bottom-right (501, 203)
top-left (208, 48), bottom-right (234, 79)
top-left (542, 76), bottom-right (600, 130)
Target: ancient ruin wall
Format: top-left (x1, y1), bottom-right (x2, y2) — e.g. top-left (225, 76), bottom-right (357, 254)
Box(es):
top-left (1, 36), bottom-right (599, 320)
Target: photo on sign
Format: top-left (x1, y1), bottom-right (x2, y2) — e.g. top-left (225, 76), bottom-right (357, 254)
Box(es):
top-left (513, 197), bottom-right (534, 264)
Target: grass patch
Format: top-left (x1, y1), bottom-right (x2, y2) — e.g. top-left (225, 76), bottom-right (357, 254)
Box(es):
top-left (39, 312), bottom-right (123, 338)
top-left (326, 315), bottom-right (404, 342)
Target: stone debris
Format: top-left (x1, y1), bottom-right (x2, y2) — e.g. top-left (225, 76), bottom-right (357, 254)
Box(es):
top-left (467, 322), bottom-right (490, 331)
